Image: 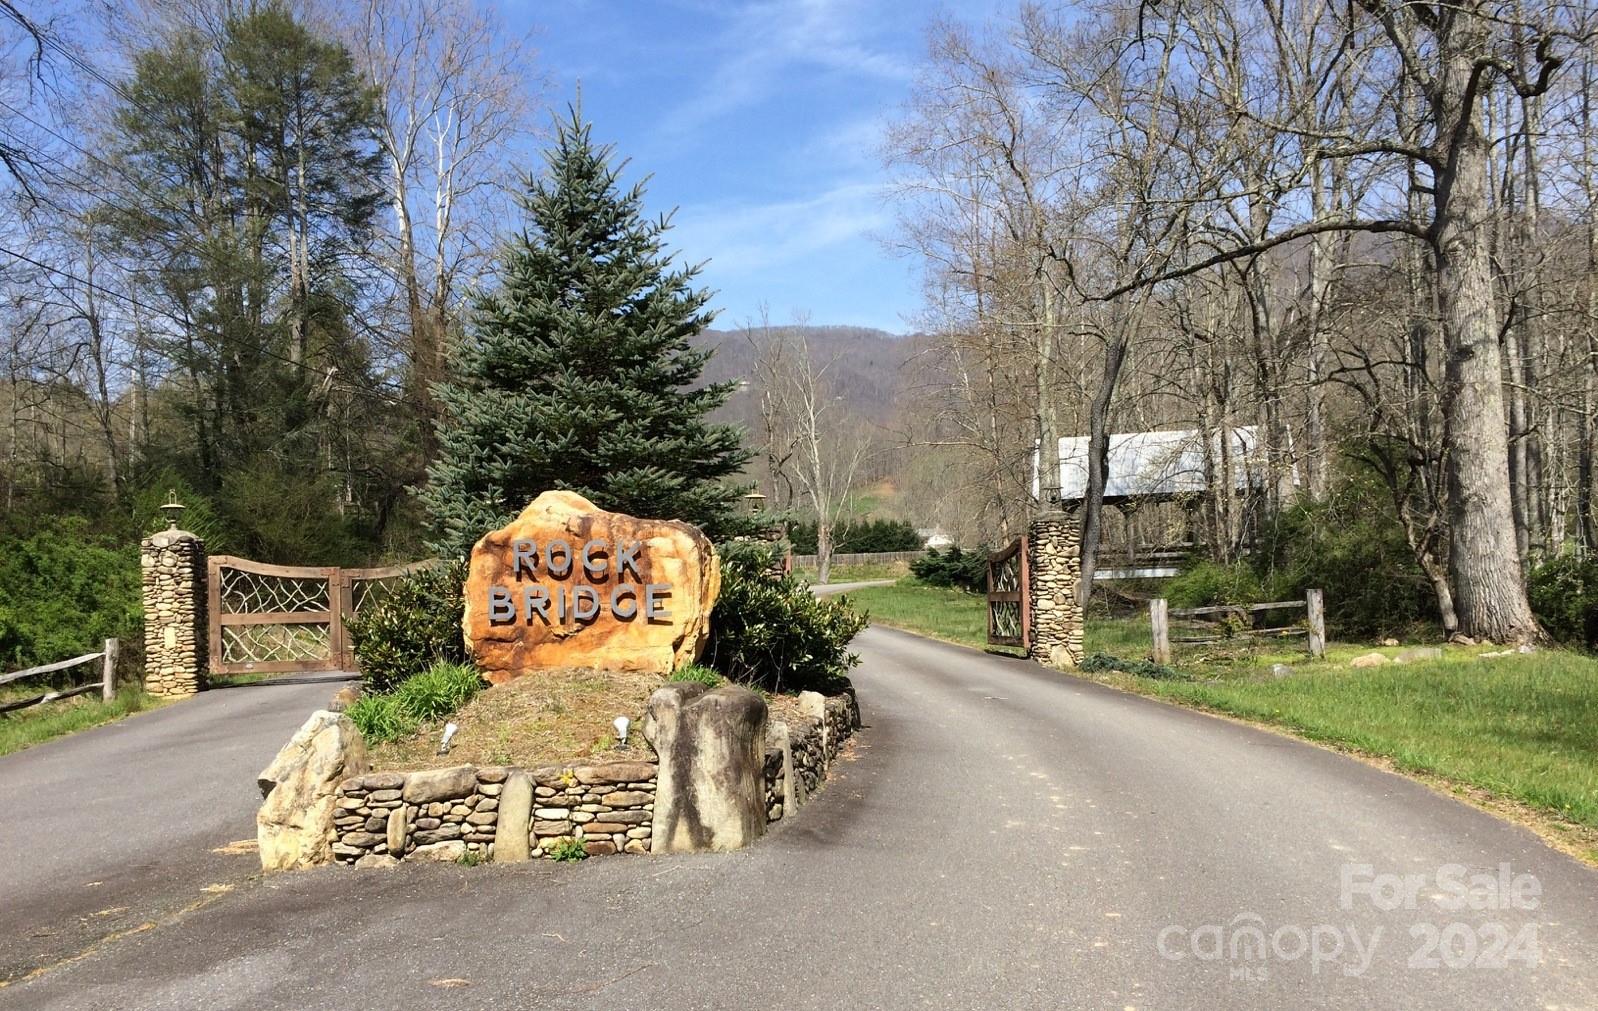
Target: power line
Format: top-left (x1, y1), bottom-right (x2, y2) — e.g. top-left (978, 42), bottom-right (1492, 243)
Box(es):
top-left (0, 242), bottom-right (412, 411)
top-left (0, 94), bottom-right (451, 379)
top-left (0, 100), bottom-right (434, 400)
top-left (0, 96), bottom-right (422, 298)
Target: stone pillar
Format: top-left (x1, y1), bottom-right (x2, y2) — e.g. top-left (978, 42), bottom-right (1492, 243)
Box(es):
top-left (1027, 514), bottom-right (1084, 669)
top-left (644, 682), bottom-right (768, 853)
top-left (141, 528), bottom-right (209, 697)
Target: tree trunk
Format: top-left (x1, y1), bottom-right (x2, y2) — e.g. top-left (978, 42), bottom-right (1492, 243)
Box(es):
top-left (1078, 326), bottom-right (1129, 604)
top-left (1431, 18), bottom-right (1541, 643)
top-left (1303, 165), bottom-right (1333, 501)
top-left (816, 521), bottom-right (833, 585)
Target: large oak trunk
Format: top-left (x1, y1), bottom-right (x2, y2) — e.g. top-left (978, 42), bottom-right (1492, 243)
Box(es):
top-left (1432, 22), bottom-right (1541, 644)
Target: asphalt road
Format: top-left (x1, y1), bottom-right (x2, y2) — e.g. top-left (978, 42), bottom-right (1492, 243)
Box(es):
top-left (5, 628), bottom-right (1598, 1009)
top-left (0, 671), bottom-right (352, 982)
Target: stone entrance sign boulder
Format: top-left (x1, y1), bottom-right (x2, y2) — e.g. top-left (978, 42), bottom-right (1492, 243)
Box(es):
top-left (257, 710), bottom-right (368, 872)
top-left (463, 491), bottom-right (720, 681)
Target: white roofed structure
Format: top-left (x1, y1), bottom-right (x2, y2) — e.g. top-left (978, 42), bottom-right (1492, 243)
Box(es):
top-left (1055, 427), bottom-right (1265, 505)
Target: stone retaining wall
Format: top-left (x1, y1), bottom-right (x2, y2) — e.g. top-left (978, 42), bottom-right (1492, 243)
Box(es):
top-left (764, 689), bottom-right (862, 823)
top-left (329, 686), bottom-right (859, 867)
top-left (332, 761), bottom-right (657, 865)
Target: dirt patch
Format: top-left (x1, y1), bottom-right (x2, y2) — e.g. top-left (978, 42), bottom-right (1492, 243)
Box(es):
top-left (368, 667), bottom-right (665, 771)
top-left (367, 668), bottom-right (826, 773)
top-left (765, 691), bottom-right (811, 729)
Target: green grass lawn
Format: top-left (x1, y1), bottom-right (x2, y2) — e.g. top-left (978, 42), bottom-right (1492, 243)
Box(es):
top-left (841, 581), bottom-right (1023, 655)
top-left (0, 686), bottom-right (162, 758)
top-left (846, 580), bottom-right (1598, 856)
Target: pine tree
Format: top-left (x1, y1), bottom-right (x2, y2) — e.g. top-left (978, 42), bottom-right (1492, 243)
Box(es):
top-left (419, 110), bottom-right (751, 558)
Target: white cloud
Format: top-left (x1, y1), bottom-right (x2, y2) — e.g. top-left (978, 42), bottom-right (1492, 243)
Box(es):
top-left (659, 0), bottom-right (914, 136)
top-left (667, 180), bottom-right (891, 276)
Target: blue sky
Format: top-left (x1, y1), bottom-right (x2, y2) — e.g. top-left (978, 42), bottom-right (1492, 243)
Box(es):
top-left (512, 0), bottom-right (1001, 335)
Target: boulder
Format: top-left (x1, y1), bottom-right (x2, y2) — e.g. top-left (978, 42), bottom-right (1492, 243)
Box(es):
top-left (492, 772), bottom-right (535, 863)
top-left (462, 490), bottom-right (720, 681)
top-left (256, 711), bottom-right (369, 872)
top-left (644, 683), bottom-right (767, 854)
top-left (1350, 651), bottom-right (1390, 669)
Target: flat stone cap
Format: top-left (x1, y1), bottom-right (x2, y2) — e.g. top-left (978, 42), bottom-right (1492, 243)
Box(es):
top-left (144, 528), bottom-right (203, 549)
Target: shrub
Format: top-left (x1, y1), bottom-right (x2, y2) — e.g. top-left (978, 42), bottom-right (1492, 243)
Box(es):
top-left (1158, 467), bottom-right (1441, 640)
top-left (391, 661), bottom-right (483, 722)
top-left (670, 663), bottom-right (723, 687)
top-left (705, 542), bottom-right (867, 693)
top-left (0, 517), bottom-right (142, 673)
top-left (347, 559), bottom-right (468, 692)
top-left (1251, 469), bottom-right (1440, 638)
top-left (1164, 560), bottom-right (1266, 610)
top-left (788, 517), bottom-right (923, 555)
top-left (910, 546), bottom-right (987, 593)
top-left (546, 836), bottom-right (587, 862)
top-left (1079, 651), bottom-right (1185, 680)
top-left (1527, 553), bottom-right (1598, 648)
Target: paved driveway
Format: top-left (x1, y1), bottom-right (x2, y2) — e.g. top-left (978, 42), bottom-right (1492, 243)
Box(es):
top-left (0, 672), bottom-right (350, 981)
top-left (809, 579), bottom-right (896, 596)
top-left (4, 629), bottom-right (1597, 1008)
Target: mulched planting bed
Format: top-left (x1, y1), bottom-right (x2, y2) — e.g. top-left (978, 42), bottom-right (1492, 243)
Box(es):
top-left (366, 666), bottom-right (818, 772)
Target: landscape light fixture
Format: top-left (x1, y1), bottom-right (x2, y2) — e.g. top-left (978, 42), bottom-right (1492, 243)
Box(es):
top-left (613, 715), bottom-right (630, 746)
top-left (741, 491), bottom-right (766, 515)
top-left (160, 490), bottom-right (185, 530)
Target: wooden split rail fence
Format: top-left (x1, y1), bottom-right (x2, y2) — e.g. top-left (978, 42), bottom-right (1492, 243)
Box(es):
top-left (0, 639), bottom-right (120, 715)
top-left (1150, 590), bottom-right (1325, 664)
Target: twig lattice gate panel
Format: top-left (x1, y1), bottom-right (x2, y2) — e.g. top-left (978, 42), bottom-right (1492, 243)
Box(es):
top-left (986, 537), bottom-right (1030, 649)
top-left (207, 557), bottom-right (431, 675)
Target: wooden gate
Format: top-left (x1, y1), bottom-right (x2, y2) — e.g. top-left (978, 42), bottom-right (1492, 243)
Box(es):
top-left (986, 537), bottom-right (1029, 649)
top-left (207, 557), bottom-right (430, 675)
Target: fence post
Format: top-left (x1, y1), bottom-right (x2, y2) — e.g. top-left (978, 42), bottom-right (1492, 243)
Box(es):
top-left (101, 638), bottom-right (119, 701)
top-left (1151, 598), bottom-right (1171, 665)
top-left (1305, 588), bottom-right (1326, 658)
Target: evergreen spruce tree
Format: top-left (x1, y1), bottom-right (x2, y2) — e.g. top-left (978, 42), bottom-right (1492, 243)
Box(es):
top-left (419, 111), bottom-right (752, 558)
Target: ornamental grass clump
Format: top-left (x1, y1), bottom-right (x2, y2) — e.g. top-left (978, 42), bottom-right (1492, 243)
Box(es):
top-left (346, 660), bottom-right (484, 744)
top-left (669, 663), bottom-right (722, 687)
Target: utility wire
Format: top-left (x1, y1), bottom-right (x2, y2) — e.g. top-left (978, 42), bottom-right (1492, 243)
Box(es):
top-left (0, 242), bottom-right (412, 410)
top-left (0, 101), bottom-right (429, 409)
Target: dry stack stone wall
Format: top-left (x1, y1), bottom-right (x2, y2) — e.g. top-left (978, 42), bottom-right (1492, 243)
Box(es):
top-left (764, 689), bottom-right (861, 822)
top-left (327, 686), bottom-right (860, 867)
top-left (332, 761), bottom-right (658, 865)
top-left (1027, 514), bottom-right (1084, 669)
top-left (140, 528), bottom-right (208, 697)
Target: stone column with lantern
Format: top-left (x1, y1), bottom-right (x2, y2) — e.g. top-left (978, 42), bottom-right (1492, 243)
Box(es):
top-left (738, 490), bottom-right (790, 579)
top-left (140, 493), bottom-right (209, 697)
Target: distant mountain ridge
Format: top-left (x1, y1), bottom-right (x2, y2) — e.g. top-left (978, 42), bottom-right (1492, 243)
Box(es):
top-left (693, 325), bottom-right (910, 430)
